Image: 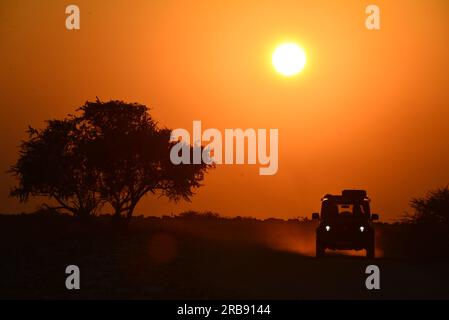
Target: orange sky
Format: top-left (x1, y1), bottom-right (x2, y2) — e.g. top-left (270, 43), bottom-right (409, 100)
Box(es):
top-left (1, 0), bottom-right (449, 221)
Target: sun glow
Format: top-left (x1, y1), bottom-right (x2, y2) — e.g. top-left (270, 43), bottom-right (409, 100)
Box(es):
top-left (272, 43), bottom-right (306, 76)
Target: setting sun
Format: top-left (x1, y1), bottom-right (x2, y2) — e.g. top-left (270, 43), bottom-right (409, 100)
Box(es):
top-left (272, 43), bottom-right (306, 76)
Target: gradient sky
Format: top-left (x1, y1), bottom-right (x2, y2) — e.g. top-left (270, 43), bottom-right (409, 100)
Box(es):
top-left (1, 0), bottom-right (449, 221)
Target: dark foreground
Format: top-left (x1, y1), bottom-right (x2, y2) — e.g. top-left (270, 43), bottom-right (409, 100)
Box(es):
top-left (1, 214), bottom-right (448, 299)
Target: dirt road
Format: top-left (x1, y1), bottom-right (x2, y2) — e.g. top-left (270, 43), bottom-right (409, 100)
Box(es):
top-left (1, 215), bottom-right (448, 299)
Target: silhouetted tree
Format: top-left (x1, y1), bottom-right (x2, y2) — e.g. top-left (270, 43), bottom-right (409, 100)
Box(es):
top-left (10, 99), bottom-right (211, 223)
top-left (9, 119), bottom-right (102, 220)
top-left (407, 186), bottom-right (449, 226)
top-left (76, 99), bottom-right (210, 221)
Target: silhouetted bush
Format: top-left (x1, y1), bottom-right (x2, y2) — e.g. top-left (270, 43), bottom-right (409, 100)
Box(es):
top-left (177, 210), bottom-right (221, 220)
top-left (399, 186), bottom-right (449, 258)
top-left (406, 186), bottom-right (449, 226)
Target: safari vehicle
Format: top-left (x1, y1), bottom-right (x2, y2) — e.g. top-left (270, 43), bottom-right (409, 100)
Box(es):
top-left (312, 190), bottom-right (379, 258)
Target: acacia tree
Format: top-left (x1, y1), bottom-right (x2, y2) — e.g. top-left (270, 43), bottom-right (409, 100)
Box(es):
top-left (77, 99), bottom-right (210, 221)
top-left (9, 119), bottom-right (102, 220)
top-left (10, 99), bottom-right (211, 222)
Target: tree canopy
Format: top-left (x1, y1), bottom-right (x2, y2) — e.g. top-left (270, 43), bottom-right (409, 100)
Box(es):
top-left (10, 119), bottom-right (101, 220)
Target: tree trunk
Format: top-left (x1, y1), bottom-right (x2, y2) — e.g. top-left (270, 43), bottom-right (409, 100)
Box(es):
top-left (113, 206), bottom-right (122, 220)
top-left (76, 209), bottom-right (91, 226)
top-left (125, 202), bottom-right (137, 222)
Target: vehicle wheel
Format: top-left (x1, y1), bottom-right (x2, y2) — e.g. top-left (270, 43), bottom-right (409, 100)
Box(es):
top-left (366, 242), bottom-right (375, 259)
top-left (316, 238), bottom-right (325, 258)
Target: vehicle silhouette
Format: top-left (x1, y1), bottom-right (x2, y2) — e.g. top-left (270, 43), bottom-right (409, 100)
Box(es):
top-left (312, 190), bottom-right (379, 258)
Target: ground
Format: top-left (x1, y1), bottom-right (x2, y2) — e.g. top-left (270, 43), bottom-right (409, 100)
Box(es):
top-left (1, 214), bottom-right (448, 299)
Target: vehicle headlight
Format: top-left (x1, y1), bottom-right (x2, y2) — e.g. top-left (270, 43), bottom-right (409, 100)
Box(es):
top-left (359, 226), bottom-right (365, 232)
top-left (325, 225), bottom-right (331, 231)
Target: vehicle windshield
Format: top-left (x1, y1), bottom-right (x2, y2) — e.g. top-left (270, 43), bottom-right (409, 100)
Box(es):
top-left (321, 201), bottom-right (370, 219)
